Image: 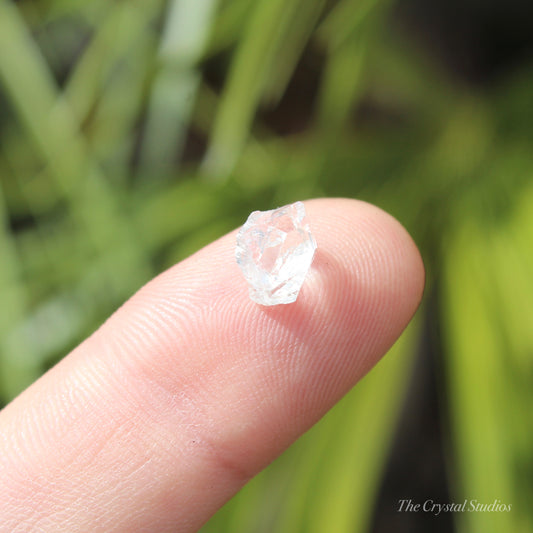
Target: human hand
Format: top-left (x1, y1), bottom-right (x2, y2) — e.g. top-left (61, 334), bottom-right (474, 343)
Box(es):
top-left (0, 199), bottom-right (424, 532)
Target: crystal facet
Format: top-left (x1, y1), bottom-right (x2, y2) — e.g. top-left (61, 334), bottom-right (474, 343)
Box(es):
top-left (236, 201), bottom-right (317, 306)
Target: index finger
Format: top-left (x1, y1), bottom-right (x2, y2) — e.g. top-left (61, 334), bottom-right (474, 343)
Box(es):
top-left (0, 198), bottom-right (424, 532)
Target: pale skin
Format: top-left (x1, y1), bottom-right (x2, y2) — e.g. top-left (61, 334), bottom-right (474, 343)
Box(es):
top-left (0, 198), bottom-right (425, 532)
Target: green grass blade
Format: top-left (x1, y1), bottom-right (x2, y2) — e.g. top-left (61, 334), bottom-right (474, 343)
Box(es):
top-left (206, 0), bottom-right (253, 57)
top-left (317, 0), bottom-right (386, 50)
top-left (140, 0), bottom-right (219, 172)
top-left (84, 35), bottom-right (152, 174)
top-left (316, 35), bottom-right (367, 132)
top-left (203, 0), bottom-right (303, 178)
top-left (0, 180), bottom-right (37, 400)
top-left (443, 222), bottom-right (518, 533)
top-left (262, 0), bottom-right (327, 105)
top-left (64, 2), bottom-right (161, 124)
top-left (484, 185), bottom-right (533, 527)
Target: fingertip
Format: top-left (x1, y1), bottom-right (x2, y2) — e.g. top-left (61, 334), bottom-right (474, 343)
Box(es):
top-left (263, 198), bottom-right (425, 411)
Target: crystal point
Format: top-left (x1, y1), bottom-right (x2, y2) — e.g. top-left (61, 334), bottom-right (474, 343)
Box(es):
top-left (236, 201), bottom-right (316, 305)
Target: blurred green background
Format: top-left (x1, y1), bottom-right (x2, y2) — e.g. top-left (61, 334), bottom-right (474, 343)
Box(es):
top-left (0, 0), bottom-right (532, 531)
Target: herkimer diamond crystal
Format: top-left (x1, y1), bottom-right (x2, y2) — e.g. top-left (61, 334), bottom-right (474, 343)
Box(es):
top-left (236, 201), bottom-right (317, 305)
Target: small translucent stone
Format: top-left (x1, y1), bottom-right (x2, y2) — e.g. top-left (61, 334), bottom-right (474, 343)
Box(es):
top-left (236, 201), bottom-right (317, 305)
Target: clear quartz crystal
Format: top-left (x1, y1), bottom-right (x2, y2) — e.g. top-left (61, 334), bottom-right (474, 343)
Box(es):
top-left (236, 201), bottom-right (317, 305)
